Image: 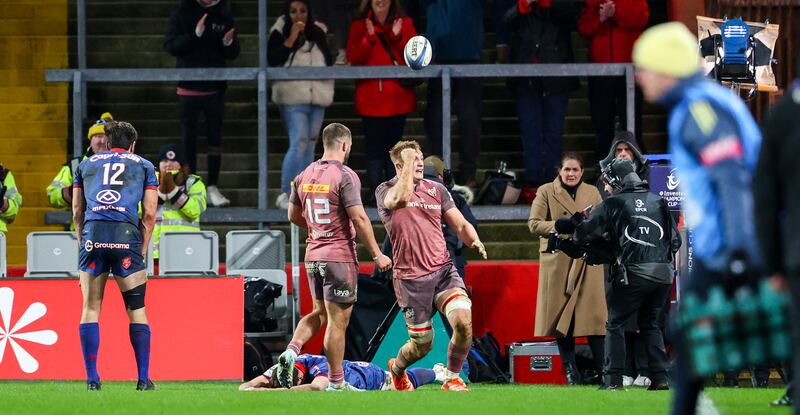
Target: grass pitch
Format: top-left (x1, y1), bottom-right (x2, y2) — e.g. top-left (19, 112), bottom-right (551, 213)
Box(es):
top-left (0, 381), bottom-right (790, 415)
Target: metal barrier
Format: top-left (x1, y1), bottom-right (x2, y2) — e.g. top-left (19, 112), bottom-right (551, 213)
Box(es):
top-left (46, 64), bottom-right (635, 212)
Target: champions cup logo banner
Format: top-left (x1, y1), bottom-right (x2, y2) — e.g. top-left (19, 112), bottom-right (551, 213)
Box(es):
top-left (649, 165), bottom-right (685, 212)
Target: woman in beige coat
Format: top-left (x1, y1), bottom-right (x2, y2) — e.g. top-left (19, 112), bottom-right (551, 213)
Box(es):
top-left (528, 153), bottom-right (607, 385)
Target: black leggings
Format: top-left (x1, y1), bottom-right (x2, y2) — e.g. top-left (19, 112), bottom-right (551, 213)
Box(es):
top-left (179, 91), bottom-right (224, 186)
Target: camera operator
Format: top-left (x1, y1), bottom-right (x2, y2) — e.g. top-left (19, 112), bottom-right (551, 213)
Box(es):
top-left (567, 158), bottom-right (681, 391)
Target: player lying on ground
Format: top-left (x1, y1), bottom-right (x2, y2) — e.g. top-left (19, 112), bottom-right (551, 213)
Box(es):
top-left (239, 354), bottom-right (442, 391)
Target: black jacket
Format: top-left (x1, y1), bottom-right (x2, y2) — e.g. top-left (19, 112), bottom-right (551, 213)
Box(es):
top-left (503, 0), bottom-right (580, 93)
top-left (574, 180), bottom-right (681, 284)
top-left (754, 81), bottom-right (800, 275)
top-left (164, 0), bottom-right (240, 91)
top-left (596, 135), bottom-right (650, 200)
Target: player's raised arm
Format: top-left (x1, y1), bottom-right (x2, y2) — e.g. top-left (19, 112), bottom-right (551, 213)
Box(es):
top-left (443, 207), bottom-right (486, 260)
top-left (383, 148), bottom-right (418, 210)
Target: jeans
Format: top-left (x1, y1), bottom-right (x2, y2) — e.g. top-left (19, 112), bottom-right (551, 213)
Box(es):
top-left (514, 82), bottom-right (569, 186)
top-left (426, 76), bottom-right (482, 182)
top-left (605, 275), bottom-right (671, 386)
top-left (179, 91), bottom-right (224, 185)
top-left (363, 115), bottom-right (407, 197)
top-left (279, 104), bottom-right (326, 193)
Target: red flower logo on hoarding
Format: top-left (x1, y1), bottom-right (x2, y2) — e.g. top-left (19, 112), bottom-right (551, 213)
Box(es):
top-left (0, 287), bottom-right (58, 373)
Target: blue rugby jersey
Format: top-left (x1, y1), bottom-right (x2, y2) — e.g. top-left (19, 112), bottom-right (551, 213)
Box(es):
top-left (74, 148), bottom-right (158, 227)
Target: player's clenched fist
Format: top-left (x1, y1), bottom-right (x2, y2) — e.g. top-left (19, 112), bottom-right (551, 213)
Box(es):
top-left (374, 253), bottom-right (392, 272)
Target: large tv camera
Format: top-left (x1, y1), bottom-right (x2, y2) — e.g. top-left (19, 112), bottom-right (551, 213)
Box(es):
top-left (544, 205), bottom-right (615, 267)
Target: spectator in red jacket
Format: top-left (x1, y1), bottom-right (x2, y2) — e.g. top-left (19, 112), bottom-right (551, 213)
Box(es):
top-left (346, 0), bottom-right (417, 201)
top-left (578, 0), bottom-right (648, 159)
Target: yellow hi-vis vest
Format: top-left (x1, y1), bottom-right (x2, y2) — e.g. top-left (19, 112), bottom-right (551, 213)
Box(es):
top-left (153, 174), bottom-right (207, 258)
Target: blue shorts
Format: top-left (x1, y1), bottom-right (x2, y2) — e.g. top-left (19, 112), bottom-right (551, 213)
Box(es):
top-left (343, 361), bottom-right (387, 390)
top-left (79, 220), bottom-right (145, 277)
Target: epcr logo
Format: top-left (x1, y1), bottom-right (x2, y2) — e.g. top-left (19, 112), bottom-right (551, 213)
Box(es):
top-left (635, 199), bottom-right (644, 208)
top-left (96, 189), bottom-right (121, 205)
top-left (667, 169), bottom-right (680, 191)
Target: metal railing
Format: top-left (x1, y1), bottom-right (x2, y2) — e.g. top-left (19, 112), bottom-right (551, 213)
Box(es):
top-left (50, 0), bottom-right (636, 211)
top-left (46, 62), bottom-right (636, 211)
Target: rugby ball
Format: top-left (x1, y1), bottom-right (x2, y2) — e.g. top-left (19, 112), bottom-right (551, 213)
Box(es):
top-left (403, 35), bottom-right (432, 70)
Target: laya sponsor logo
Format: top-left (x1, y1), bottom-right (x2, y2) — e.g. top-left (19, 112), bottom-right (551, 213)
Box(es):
top-left (84, 240), bottom-right (131, 251)
top-left (334, 288), bottom-right (351, 297)
top-left (0, 287), bottom-right (58, 373)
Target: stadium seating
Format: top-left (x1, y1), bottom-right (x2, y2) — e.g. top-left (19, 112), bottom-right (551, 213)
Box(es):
top-left (25, 231), bottom-right (78, 277)
top-left (158, 231), bottom-right (219, 275)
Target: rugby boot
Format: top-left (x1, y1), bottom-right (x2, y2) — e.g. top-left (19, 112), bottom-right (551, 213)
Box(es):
top-left (441, 377), bottom-right (469, 392)
top-left (770, 394), bottom-right (794, 407)
top-left (136, 380), bottom-right (156, 391)
top-left (87, 381), bottom-right (101, 391)
top-left (647, 382), bottom-right (669, 391)
top-left (277, 350), bottom-right (297, 388)
top-left (433, 363), bottom-right (447, 383)
top-left (388, 358), bottom-right (414, 391)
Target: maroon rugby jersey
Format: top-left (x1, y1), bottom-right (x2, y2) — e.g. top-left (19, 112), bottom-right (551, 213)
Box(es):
top-left (375, 177), bottom-right (456, 279)
top-left (290, 160), bottom-right (362, 263)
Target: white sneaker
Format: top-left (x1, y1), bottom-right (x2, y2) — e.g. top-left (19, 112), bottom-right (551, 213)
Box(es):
top-left (334, 50), bottom-right (349, 66)
top-left (433, 363), bottom-right (447, 383)
top-left (622, 375), bottom-right (635, 387)
top-left (326, 381), bottom-right (363, 391)
top-left (633, 375), bottom-right (652, 387)
top-left (275, 193), bottom-right (290, 210)
top-left (207, 185), bottom-right (231, 207)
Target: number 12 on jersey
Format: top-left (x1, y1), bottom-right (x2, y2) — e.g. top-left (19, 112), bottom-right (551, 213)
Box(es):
top-left (102, 162), bottom-right (125, 185)
top-left (305, 198), bottom-right (331, 224)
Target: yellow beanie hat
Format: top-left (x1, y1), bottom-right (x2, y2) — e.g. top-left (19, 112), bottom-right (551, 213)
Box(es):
top-left (87, 112), bottom-right (114, 139)
top-left (633, 22), bottom-right (701, 78)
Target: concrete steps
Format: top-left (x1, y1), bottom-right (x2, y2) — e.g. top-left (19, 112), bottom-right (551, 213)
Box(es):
top-left (0, 1), bottom-right (69, 264)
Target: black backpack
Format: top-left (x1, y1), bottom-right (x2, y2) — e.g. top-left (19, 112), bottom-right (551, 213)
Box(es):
top-left (243, 337), bottom-right (273, 381)
top-left (244, 277), bottom-right (283, 333)
top-left (467, 332), bottom-right (510, 383)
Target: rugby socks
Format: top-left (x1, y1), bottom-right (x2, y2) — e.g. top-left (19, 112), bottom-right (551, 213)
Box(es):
top-left (446, 342), bottom-right (470, 379)
top-left (79, 323), bottom-right (100, 384)
top-left (287, 341), bottom-right (302, 356)
top-left (392, 348), bottom-right (411, 376)
top-left (407, 368), bottom-right (436, 389)
top-left (129, 323), bottom-right (151, 382)
top-left (329, 368), bottom-right (345, 385)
